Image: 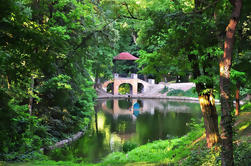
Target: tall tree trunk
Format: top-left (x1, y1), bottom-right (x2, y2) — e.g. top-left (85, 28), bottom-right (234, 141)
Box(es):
top-left (189, 54), bottom-right (220, 147)
top-left (219, 0), bottom-right (242, 165)
top-left (235, 82), bottom-right (240, 116)
top-left (198, 88), bottom-right (220, 148)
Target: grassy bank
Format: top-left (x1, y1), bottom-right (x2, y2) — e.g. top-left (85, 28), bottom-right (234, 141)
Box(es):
top-left (4, 103), bottom-right (251, 166)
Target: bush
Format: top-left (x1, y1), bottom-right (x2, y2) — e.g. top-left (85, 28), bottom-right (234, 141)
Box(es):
top-left (234, 142), bottom-right (251, 165)
top-left (166, 88), bottom-right (198, 98)
top-left (167, 89), bottom-right (185, 96)
top-left (160, 86), bottom-right (169, 94)
top-left (119, 84), bottom-right (131, 95)
top-left (123, 141), bottom-right (138, 153)
top-left (240, 102), bottom-right (251, 112)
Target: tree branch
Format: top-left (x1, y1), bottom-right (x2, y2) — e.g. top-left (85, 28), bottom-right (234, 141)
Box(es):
top-left (121, 2), bottom-right (142, 20)
top-left (118, 15), bottom-right (143, 20)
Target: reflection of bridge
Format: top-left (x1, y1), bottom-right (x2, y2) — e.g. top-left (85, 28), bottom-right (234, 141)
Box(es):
top-left (101, 99), bottom-right (140, 119)
top-left (101, 73), bottom-right (156, 95)
top-left (100, 99), bottom-right (192, 119)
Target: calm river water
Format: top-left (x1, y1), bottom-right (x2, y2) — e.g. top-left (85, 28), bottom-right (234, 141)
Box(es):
top-left (48, 99), bottom-right (202, 163)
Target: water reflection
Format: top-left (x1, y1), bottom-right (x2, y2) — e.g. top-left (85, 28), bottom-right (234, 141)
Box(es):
top-left (102, 99), bottom-right (195, 119)
top-left (48, 99), bottom-right (202, 163)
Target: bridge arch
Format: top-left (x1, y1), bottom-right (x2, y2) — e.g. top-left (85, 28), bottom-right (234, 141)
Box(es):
top-left (102, 80), bottom-right (114, 91)
top-left (101, 77), bottom-right (151, 96)
top-left (137, 82), bottom-right (144, 93)
top-left (106, 82), bottom-right (114, 94)
top-left (118, 83), bottom-right (133, 95)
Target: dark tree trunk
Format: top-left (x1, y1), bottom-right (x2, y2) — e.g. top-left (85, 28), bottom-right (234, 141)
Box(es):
top-left (219, 0), bottom-right (242, 165)
top-left (94, 72), bottom-right (99, 89)
top-left (94, 104), bottom-right (99, 133)
top-left (235, 82), bottom-right (240, 116)
top-left (198, 88), bottom-right (220, 148)
top-left (188, 54), bottom-right (220, 147)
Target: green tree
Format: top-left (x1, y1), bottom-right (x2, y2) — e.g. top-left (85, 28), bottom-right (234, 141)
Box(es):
top-left (219, 0), bottom-right (243, 164)
top-left (0, 0), bottom-right (119, 160)
top-left (135, 0), bottom-right (222, 147)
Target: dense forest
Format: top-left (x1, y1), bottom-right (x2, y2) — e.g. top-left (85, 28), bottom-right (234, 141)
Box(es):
top-left (0, 0), bottom-right (250, 165)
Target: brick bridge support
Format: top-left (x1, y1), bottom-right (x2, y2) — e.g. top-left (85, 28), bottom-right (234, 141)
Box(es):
top-left (102, 74), bottom-right (153, 95)
top-left (113, 79), bottom-right (137, 95)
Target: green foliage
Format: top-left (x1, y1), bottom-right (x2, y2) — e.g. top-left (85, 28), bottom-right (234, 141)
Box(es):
top-left (100, 122), bottom-right (204, 165)
top-left (0, 0), bottom-right (117, 161)
top-left (1, 0), bottom-right (251, 163)
top-left (167, 89), bottom-right (186, 96)
top-left (160, 86), bottom-right (169, 94)
top-left (40, 75), bottom-right (72, 91)
top-left (230, 69), bottom-right (247, 85)
top-left (167, 88), bottom-right (198, 98)
top-left (0, 90), bottom-right (49, 161)
top-left (181, 142), bottom-right (221, 166)
top-left (182, 141), bottom-right (251, 166)
top-left (118, 84), bottom-right (131, 95)
top-left (240, 87), bottom-right (251, 100)
top-left (122, 141), bottom-right (138, 153)
top-left (240, 102), bottom-right (251, 112)
top-left (234, 140), bottom-right (251, 165)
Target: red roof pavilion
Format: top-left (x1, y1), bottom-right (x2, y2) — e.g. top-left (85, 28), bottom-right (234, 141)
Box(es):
top-left (113, 52), bottom-right (139, 60)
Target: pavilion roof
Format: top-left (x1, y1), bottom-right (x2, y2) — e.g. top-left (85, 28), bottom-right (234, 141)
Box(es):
top-left (113, 52), bottom-right (139, 60)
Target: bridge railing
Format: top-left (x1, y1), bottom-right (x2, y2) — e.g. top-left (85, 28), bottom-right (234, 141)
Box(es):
top-left (113, 73), bottom-right (155, 84)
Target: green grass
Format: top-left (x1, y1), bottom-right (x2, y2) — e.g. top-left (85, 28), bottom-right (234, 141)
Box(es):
top-left (166, 88), bottom-right (198, 98)
top-left (95, 123), bottom-right (204, 166)
top-left (165, 88), bottom-right (222, 100)
top-left (240, 102), bottom-right (251, 112)
top-left (181, 103), bottom-right (251, 166)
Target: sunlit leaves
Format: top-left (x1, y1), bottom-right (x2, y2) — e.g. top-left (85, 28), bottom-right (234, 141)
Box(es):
top-left (41, 74), bottom-right (72, 91)
top-left (49, 26), bottom-right (70, 40)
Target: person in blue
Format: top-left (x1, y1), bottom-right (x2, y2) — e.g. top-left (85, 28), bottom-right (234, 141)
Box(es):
top-left (133, 102), bottom-right (140, 117)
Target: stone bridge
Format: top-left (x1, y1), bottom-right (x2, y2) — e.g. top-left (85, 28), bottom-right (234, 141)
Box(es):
top-left (102, 73), bottom-right (155, 95)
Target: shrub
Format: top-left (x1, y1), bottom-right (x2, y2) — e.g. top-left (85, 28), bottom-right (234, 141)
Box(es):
top-left (123, 141), bottom-right (138, 153)
top-left (166, 88), bottom-right (198, 98)
top-left (160, 86), bottom-right (169, 94)
top-left (167, 89), bottom-right (185, 96)
top-left (119, 84), bottom-right (131, 95)
top-left (240, 102), bottom-right (251, 112)
top-left (234, 142), bottom-right (251, 165)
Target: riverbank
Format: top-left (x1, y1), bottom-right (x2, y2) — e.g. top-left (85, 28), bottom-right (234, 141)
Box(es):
top-left (40, 125), bottom-right (88, 152)
top-left (97, 95), bottom-right (220, 104)
top-left (95, 103), bottom-right (251, 166)
top-left (5, 102), bottom-right (251, 166)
